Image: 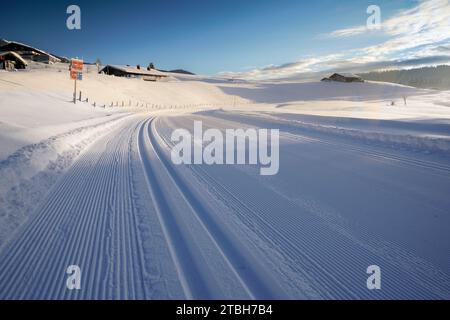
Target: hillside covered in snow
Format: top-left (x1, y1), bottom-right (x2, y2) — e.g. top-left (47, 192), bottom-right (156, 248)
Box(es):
top-left (0, 62), bottom-right (450, 299)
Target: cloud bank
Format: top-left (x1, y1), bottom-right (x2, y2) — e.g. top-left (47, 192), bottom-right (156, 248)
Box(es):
top-left (221, 0), bottom-right (450, 80)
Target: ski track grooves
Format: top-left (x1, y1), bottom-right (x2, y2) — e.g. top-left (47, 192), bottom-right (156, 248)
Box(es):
top-left (155, 117), bottom-right (360, 299)
top-left (0, 117), bottom-right (148, 299)
top-left (1, 111), bottom-right (448, 300)
top-left (155, 115), bottom-right (450, 300)
top-left (208, 112), bottom-right (450, 176)
top-left (138, 117), bottom-right (289, 299)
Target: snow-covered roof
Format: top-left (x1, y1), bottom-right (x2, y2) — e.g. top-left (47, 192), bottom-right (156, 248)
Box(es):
top-left (332, 73), bottom-right (361, 78)
top-left (104, 65), bottom-right (168, 77)
top-left (0, 51), bottom-right (28, 66)
top-left (0, 40), bottom-right (60, 62)
top-left (0, 39), bottom-right (10, 47)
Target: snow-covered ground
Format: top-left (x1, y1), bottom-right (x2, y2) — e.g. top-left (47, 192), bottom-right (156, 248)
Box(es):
top-left (0, 65), bottom-right (449, 299)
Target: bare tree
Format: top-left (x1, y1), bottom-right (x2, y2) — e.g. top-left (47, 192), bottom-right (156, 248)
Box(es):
top-left (96, 58), bottom-right (102, 73)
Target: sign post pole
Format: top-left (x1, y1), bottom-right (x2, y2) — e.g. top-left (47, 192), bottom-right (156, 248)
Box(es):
top-left (73, 76), bottom-right (77, 104)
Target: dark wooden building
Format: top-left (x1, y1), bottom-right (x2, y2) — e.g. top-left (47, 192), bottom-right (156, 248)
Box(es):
top-left (0, 40), bottom-right (60, 64)
top-left (0, 51), bottom-right (28, 70)
top-left (100, 65), bottom-right (168, 81)
top-left (321, 73), bottom-right (364, 83)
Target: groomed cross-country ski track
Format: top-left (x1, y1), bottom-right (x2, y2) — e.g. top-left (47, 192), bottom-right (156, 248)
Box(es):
top-left (0, 112), bottom-right (449, 300)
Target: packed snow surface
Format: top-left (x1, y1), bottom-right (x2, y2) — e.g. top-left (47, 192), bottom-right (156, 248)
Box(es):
top-left (0, 65), bottom-right (449, 299)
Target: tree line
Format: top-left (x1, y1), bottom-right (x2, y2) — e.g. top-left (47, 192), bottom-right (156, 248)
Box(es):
top-left (359, 65), bottom-right (450, 90)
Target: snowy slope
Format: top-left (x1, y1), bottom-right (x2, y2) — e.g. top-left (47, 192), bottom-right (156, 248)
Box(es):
top-left (0, 66), bottom-right (246, 245)
top-left (0, 66), bottom-right (449, 299)
top-left (0, 112), bottom-right (448, 299)
top-left (153, 114), bottom-right (450, 299)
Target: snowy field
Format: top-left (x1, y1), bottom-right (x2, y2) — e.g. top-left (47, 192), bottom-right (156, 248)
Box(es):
top-left (0, 65), bottom-right (449, 299)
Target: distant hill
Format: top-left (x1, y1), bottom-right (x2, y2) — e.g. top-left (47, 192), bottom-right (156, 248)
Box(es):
top-left (359, 65), bottom-right (450, 90)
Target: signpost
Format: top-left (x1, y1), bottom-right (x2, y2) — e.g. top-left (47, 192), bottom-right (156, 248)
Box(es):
top-left (70, 58), bottom-right (83, 104)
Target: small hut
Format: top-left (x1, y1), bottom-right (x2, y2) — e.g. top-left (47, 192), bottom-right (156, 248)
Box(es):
top-left (321, 73), bottom-right (364, 83)
top-left (0, 51), bottom-right (28, 70)
top-left (100, 65), bottom-right (168, 81)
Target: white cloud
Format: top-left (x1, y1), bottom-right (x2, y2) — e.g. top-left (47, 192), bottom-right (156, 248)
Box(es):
top-left (221, 0), bottom-right (450, 80)
top-left (326, 25), bottom-right (369, 38)
top-left (326, 0), bottom-right (449, 39)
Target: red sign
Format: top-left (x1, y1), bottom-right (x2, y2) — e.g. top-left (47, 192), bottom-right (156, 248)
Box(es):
top-left (70, 59), bottom-right (83, 80)
top-left (70, 70), bottom-right (78, 80)
top-left (71, 59), bottom-right (83, 71)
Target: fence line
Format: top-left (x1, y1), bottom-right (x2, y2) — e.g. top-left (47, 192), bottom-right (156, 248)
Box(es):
top-left (72, 91), bottom-right (252, 111)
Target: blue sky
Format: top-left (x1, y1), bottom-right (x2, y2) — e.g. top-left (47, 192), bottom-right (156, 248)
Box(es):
top-left (1, 0), bottom-right (449, 77)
